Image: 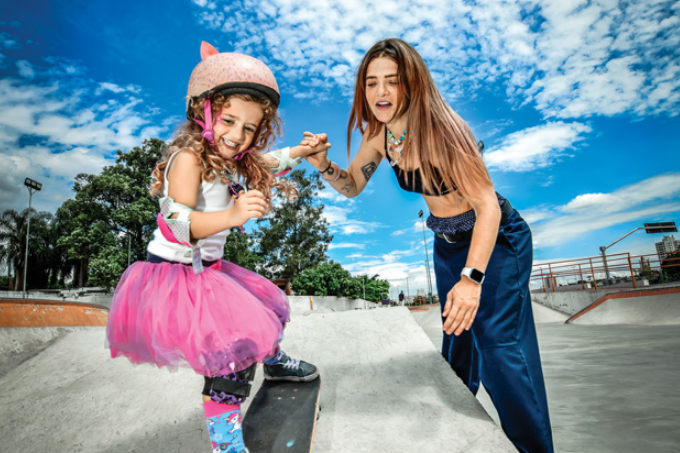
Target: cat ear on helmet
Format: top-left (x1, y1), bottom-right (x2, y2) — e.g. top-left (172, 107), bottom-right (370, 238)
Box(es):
top-left (200, 41), bottom-right (219, 60)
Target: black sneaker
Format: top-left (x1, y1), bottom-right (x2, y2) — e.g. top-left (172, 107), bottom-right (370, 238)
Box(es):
top-left (263, 351), bottom-right (319, 382)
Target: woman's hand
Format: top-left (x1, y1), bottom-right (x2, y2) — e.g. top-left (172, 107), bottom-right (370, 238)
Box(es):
top-left (297, 131), bottom-right (331, 159)
top-left (300, 132), bottom-right (331, 169)
top-left (442, 277), bottom-right (481, 336)
top-left (230, 189), bottom-right (269, 227)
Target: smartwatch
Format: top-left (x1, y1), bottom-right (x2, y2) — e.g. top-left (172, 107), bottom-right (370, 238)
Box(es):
top-left (461, 267), bottom-right (485, 285)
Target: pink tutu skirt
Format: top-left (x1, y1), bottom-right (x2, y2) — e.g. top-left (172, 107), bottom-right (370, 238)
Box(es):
top-left (106, 259), bottom-right (290, 377)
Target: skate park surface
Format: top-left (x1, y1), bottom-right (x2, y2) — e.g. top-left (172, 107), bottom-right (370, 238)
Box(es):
top-left (1, 293), bottom-right (680, 452)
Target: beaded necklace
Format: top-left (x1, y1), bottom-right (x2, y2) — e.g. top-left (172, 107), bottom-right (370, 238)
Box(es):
top-left (219, 165), bottom-right (246, 234)
top-left (386, 128), bottom-right (407, 167)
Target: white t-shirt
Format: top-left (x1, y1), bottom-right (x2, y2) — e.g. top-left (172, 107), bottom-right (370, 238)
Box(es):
top-left (147, 151), bottom-right (235, 263)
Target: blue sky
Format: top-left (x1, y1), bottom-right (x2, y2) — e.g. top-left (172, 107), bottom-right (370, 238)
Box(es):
top-left (1, 0), bottom-right (679, 296)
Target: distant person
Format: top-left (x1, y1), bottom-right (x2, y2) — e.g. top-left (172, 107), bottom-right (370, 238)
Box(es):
top-left (106, 42), bottom-right (327, 453)
top-left (399, 290), bottom-right (405, 305)
top-left (305, 38), bottom-right (552, 452)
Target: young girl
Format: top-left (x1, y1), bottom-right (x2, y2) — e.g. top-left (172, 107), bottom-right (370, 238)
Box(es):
top-left (106, 42), bottom-right (326, 453)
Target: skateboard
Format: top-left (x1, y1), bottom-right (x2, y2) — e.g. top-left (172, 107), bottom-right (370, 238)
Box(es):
top-left (243, 378), bottom-right (321, 453)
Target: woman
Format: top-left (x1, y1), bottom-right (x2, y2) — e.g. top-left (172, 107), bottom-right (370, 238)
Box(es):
top-left (306, 38), bottom-right (553, 453)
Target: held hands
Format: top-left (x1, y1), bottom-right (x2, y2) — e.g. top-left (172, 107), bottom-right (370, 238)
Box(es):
top-left (300, 131), bottom-right (331, 168)
top-left (230, 189), bottom-right (269, 227)
top-left (442, 276), bottom-right (481, 336)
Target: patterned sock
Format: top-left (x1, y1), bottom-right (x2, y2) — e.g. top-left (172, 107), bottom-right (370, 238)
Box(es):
top-left (263, 348), bottom-right (283, 365)
top-left (204, 400), bottom-right (246, 452)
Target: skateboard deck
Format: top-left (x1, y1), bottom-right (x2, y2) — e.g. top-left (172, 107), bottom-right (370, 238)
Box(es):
top-left (243, 378), bottom-right (321, 453)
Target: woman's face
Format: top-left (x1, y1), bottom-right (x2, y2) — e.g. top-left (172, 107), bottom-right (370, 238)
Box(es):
top-left (212, 97), bottom-right (264, 159)
top-left (365, 57), bottom-right (403, 125)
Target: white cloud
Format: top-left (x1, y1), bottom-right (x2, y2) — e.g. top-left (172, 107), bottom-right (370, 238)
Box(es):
top-left (0, 42), bottom-right (170, 213)
top-left (328, 242), bottom-right (366, 250)
top-left (391, 220), bottom-right (424, 236)
top-left (521, 208), bottom-right (554, 225)
top-left (193, 0), bottom-right (680, 117)
top-left (530, 173), bottom-right (680, 248)
top-left (317, 188), bottom-right (353, 205)
top-left (16, 60), bottom-right (35, 79)
top-left (485, 122), bottom-right (591, 171)
top-left (98, 82), bottom-right (126, 94)
top-left (323, 205), bottom-right (382, 235)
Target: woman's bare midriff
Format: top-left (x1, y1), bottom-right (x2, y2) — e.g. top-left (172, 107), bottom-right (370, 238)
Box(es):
top-left (423, 192), bottom-right (472, 218)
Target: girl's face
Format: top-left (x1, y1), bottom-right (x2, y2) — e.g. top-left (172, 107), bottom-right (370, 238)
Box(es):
top-left (365, 57), bottom-right (403, 126)
top-left (213, 97), bottom-right (264, 159)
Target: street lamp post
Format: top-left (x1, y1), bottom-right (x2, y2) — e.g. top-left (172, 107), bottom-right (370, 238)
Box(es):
top-left (23, 178), bottom-right (43, 299)
top-left (418, 210), bottom-right (433, 299)
top-left (599, 222), bottom-right (677, 286)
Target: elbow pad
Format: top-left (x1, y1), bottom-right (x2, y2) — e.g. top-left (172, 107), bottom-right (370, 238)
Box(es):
top-left (269, 147), bottom-right (301, 177)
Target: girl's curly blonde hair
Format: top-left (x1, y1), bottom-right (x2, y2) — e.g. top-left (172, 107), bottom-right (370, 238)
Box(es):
top-left (150, 93), bottom-right (296, 203)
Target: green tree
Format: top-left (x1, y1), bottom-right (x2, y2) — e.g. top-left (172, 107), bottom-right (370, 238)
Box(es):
top-left (0, 208), bottom-right (55, 290)
top-left (223, 227), bottom-right (263, 272)
top-left (254, 169), bottom-right (333, 279)
top-left (292, 262), bottom-right (391, 301)
top-left (58, 138), bottom-right (163, 288)
top-left (348, 274), bottom-right (390, 302)
top-left (292, 261), bottom-right (353, 296)
top-left (0, 209), bottom-right (29, 290)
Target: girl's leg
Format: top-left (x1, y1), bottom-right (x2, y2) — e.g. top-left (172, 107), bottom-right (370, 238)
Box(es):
top-left (202, 365), bottom-right (255, 453)
top-left (203, 396), bottom-right (245, 453)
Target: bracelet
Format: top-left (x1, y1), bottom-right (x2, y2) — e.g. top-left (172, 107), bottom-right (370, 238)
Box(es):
top-left (321, 162), bottom-right (341, 183)
top-left (320, 160), bottom-right (333, 174)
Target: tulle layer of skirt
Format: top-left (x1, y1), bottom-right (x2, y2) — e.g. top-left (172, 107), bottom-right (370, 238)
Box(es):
top-left (106, 259), bottom-right (290, 377)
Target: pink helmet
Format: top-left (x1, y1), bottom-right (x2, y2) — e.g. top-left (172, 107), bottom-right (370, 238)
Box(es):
top-left (187, 42), bottom-right (280, 109)
top-left (186, 42), bottom-right (280, 147)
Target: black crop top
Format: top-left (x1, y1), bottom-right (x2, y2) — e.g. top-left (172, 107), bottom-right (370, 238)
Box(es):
top-left (384, 127), bottom-right (456, 196)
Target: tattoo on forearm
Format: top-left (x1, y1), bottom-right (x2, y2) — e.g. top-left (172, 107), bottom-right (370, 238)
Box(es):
top-left (361, 162), bottom-right (377, 181)
top-left (323, 165), bottom-right (335, 176)
top-left (340, 180), bottom-right (355, 194)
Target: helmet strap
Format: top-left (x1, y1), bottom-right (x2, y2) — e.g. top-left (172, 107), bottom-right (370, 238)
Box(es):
top-left (191, 98), bottom-right (253, 161)
top-left (191, 99), bottom-right (216, 144)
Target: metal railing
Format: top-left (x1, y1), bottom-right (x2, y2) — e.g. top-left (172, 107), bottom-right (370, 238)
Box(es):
top-left (531, 252), bottom-right (680, 292)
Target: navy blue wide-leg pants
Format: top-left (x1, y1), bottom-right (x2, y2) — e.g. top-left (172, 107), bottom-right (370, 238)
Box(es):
top-left (433, 208), bottom-right (554, 453)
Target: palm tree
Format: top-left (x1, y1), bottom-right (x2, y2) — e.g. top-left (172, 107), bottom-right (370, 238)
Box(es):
top-left (0, 209), bottom-right (30, 290)
top-left (0, 208), bottom-right (56, 291)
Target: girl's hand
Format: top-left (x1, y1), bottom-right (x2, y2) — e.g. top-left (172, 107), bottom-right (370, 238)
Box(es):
top-left (442, 277), bottom-right (481, 336)
top-left (298, 131), bottom-right (331, 158)
top-left (230, 190), bottom-right (269, 226)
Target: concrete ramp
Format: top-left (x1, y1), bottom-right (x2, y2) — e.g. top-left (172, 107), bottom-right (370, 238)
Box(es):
top-left (411, 302), bottom-right (568, 352)
top-left (570, 291), bottom-right (680, 325)
top-left (0, 307), bottom-right (514, 453)
top-left (530, 302), bottom-right (570, 324)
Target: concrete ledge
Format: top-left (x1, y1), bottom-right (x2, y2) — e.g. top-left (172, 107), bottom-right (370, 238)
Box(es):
top-left (287, 295), bottom-right (376, 312)
top-left (0, 299), bottom-right (109, 327)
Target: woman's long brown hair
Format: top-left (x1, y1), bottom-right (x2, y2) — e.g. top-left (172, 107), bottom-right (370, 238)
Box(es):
top-left (348, 38), bottom-right (492, 199)
top-left (151, 93), bottom-right (295, 203)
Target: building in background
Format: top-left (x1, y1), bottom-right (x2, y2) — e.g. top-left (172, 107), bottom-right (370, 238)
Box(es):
top-left (656, 235), bottom-right (680, 260)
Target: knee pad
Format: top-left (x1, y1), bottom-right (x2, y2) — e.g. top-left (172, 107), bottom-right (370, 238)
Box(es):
top-left (203, 363), bottom-right (257, 398)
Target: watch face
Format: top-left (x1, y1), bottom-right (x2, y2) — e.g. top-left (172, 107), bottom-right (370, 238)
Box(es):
top-left (470, 268), bottom-right (485, 283)
top-left (468, 267), bottom-right (484, 283)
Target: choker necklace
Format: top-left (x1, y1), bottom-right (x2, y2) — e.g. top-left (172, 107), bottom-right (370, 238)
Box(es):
top-left (387, 128), bottom-right (407, 167)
